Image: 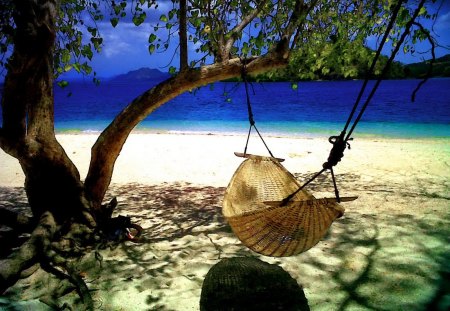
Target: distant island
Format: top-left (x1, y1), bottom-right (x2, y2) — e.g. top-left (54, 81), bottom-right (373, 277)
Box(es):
top-left (110, 67), bottom-right (170, 81)
top-left (404, 54), bottom-right (450, 78)
top-left (110, 54), bottom-right (449, 84)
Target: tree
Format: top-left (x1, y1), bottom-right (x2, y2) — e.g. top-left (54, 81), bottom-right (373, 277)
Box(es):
top-left (0, 0), bottom-right (439, 308)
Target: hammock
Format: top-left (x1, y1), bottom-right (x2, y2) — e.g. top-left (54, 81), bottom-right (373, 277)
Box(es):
top-left (223, 153), bottom-right (354, 257)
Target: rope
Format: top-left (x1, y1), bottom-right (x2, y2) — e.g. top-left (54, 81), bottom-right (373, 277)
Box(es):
top-left (346, 0), bottom-right (426, 140)
top-left (241, 61), bottom-right (275, 158)
top-left (283, 0), bottom-right (426, 203)
top-left (342, 0), bottom-right (404, 136)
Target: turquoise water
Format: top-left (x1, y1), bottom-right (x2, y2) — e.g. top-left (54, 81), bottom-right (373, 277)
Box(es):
top-left (56, 119), bottom-right (450, 139)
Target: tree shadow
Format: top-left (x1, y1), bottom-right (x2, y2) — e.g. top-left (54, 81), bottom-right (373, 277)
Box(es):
top-left (0, 187), bottom-right (33, 258)
top-left (1, 180), bottom-right (449, 310)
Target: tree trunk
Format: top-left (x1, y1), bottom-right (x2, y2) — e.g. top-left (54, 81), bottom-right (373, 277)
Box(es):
top-left (0, 0), bottom-right (95, 225)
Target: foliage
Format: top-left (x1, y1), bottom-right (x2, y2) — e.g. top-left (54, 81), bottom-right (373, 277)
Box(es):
top-left (253, 43), bottom-right (407, 81)
top-left (0, 0), bottom-right (440, 80)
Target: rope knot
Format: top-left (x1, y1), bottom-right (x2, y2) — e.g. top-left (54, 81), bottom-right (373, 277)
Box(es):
top-left (323, 133), bottom-right (351, 170)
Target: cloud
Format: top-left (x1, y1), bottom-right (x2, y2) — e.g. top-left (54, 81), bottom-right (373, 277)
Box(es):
top-left (435, 11), bottom-right (450, 30)
top-left (97, 21), bottom-right (158, 58)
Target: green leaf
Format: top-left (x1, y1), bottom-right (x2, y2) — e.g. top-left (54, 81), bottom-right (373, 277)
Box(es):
top-left (242, 42), bottom-right (249, 55)
top-left (73, 63), bottom-right (81, 73)
top-left (82, 45), bottom-right (93, 60)
top-left (57, 80), bottom-right (69, 88)
top-left (87, 26), bottom-right (97, 36)
top-left (149, 44), bottom-right (155, 54)
top-left (113, 5), bottom-right (121, 15)
top-left (291, 83), bottom-right (298, 90)
top-left (110, 18), bottom-right (119, 27)
top-left (169, 9), bottom-right (176, 19)
top-left (61, 49), bottom-right (71, 63)
top-left (160, 15), bottom-right (168, 22)
top-left (133, 12), bottom-right (146, 26)
top-left (169, 66), bottom-right (176, 74)
top-left (419, 7), bottom-right (427, 16)
top-left (81, 62), bottom-right (92, 74)
top-left (148, 33), bottom-right (157, 43)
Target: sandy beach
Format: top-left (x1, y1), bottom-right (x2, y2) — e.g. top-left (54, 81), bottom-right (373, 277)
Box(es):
top-left (1, 132), bottom-right (449, 310)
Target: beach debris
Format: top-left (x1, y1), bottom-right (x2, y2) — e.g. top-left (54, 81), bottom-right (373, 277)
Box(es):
top-left (223, 154), bottom-right (352, 257)
top-left (100, 215), bottom-right (143, 243)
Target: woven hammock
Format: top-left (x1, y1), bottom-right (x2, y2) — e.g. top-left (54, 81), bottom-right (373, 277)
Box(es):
top-left (223, 154), bottom-right (348, 257)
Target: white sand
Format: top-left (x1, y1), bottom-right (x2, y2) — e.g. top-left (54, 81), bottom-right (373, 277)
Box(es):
top-left (1, 133), bottom-right (449, 310)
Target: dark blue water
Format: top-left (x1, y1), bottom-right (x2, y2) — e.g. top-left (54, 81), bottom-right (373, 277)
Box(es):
top-left (2, 79), bottom-right (450, 138)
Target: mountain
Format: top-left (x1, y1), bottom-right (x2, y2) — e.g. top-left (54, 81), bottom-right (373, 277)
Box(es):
top-left (111, 67), bottom-right (170, 81)
top-left (404, 54), bottom-right (450, 78)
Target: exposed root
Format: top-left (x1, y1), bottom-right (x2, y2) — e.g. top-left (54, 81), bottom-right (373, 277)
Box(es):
top-left (41, 254), bottom-right (94, 311)
top-left (0, 211), bottom-right (57, 293)
top-left (0, 198), bottom-right (142, 309)
top-left (19, 263), bottom-right (40, 279)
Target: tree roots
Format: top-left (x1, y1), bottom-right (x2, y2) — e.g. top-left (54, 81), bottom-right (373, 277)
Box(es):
top-left (0, 200), bottom-right (142, 310)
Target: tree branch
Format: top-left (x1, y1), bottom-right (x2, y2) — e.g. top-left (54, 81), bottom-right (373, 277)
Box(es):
top-left (84, 51), bottom-right (289, 208)
top-left (224, 3), bottom-right (266, 56)
top-left (179, 0), bottom-right (188, 70)
top-left (285, 0), bottom-right (319, 48)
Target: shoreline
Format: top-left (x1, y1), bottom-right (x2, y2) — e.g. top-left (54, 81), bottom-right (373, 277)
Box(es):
top-left (53, 119), bottom-right (450, 140)
top-left (54, 126), bottom-right (450, 140)
top-left (1, 132), bottom-right (449, 188)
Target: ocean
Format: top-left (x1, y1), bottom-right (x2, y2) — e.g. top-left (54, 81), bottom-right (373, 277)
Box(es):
top-left (2, 78), bottom-right (450, 138)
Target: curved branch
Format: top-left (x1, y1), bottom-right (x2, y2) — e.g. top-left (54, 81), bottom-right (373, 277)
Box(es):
top-left (84, 52), bottom-right (289, 208)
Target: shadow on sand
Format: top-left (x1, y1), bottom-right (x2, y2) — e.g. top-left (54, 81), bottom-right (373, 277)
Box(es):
top-left (1, 177), bottom-right (449, 310)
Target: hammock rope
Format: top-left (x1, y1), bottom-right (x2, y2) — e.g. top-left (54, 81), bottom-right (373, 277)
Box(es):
top-left (240, 62), bottom-right (276, 159)
top-left (283, 0), bottom-right (426, 204)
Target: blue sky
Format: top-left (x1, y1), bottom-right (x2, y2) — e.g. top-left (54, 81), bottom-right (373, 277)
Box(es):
top-left (79, 1), bottom-right (450, 78)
